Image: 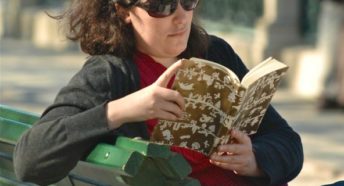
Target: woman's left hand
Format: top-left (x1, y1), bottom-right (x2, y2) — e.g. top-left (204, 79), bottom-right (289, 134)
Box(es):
top-left (209, 129), bottom-right (265, 177)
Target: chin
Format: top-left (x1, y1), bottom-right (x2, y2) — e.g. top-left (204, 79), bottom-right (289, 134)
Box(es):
top-left (166, 50), bottom-right (185, 58)
top-left (170, 45), bottom-right (187, 56)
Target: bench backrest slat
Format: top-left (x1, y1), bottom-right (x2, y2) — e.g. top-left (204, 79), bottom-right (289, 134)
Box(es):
top-left (0, 105), bottom-right (39, 125)
top-left (0, 118), bottom-right (32, 145)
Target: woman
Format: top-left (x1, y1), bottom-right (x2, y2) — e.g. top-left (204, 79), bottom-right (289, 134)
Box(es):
top-left (14, 0), bottom-right (303, 185)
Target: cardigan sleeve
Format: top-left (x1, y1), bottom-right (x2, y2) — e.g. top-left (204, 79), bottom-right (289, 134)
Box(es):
top-left (206, 35), bottom-right (303, 185)
top-left (252, 106), bottom-right (303, 185)
top-left (13, 56), bottom-right (119, 185)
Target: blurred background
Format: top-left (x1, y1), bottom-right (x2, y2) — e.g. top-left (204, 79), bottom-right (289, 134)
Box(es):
top-left (0, 0), bottom-right (343, 185)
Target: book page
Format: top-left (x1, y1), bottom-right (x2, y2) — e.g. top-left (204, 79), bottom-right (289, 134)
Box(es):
top-left (150, 59), bottom-right (244, 155)
top-left (241, 58), bottom-right (288, 88)
top-left (233, 68), bottom-right (288, 135)
top-left (190, 57), bottom-right (241, 83)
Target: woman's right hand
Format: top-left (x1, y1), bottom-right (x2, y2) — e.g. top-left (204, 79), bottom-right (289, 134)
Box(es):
top-left (106, 60), bottom-right (185, 129)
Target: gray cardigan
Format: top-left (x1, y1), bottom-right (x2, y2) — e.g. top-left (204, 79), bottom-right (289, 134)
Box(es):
top-left (14, 36), bottom-right (303, 185)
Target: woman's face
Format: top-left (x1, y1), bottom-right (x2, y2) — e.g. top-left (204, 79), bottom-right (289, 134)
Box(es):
top-left (126, 2), bottom-right (194, 63)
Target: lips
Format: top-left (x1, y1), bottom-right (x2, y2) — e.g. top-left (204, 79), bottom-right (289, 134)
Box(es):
top-left (169, 29), bottom-right (187, 37)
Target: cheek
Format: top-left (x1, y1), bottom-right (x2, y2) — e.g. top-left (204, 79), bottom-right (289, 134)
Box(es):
top-left (141, 24), bottom-right (167, 44)
top-left (138, 30), bottom-right (158, 48)
top-left (133, 23), bottom-right (168, 54)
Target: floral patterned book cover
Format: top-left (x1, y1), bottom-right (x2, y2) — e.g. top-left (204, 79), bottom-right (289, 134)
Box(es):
top-left (150, 57), bottom-right (289, 156)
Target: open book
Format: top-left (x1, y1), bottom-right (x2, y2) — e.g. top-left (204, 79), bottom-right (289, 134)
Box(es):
top-left (150, 57), bottom-right (288, 156)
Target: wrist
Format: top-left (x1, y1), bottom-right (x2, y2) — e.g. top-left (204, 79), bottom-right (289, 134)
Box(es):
top-left (106, 100), bottom-right (127, 129)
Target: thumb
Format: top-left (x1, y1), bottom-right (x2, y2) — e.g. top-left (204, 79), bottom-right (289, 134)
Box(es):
top-left (155, 59), bottom-right (183, 87)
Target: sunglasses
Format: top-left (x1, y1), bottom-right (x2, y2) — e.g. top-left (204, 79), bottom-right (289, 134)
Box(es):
top-left (132, 0), bottom-right (200, 18)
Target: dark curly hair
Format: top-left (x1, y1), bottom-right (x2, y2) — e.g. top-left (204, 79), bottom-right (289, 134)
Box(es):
top-left (52, 0), bottom-right (209, 59)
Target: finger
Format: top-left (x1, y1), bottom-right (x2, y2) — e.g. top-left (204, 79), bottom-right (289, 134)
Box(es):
top-left (159, 100), bottom-right (184, 118)
top-left (156, 110), bottom-right (180, 121)
top-left (231, 129), bottom-right (250, 145)
top-left (155, 60), bottom-right (183, 87)
top-left (159, 88), bottom-right (185, 110)
top-left (217, 144), bottom-right (246, 155)
top-left (210, 153), bottom-right (244, 165)
top-left (209, 159), bottom-right (243, 173)
top-left (210, 161), bottom-right (244, 171)
top-left (210, 153), bottom-right (264, 177)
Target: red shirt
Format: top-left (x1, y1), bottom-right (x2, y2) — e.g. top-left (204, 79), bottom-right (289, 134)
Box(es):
top-left (133, 52), bottom-right (255, 186)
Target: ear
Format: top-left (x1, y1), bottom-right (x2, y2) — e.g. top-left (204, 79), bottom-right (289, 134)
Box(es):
top-left (115, 3), bottom-right (131, 23)
top-left (124, 15), bottom-right (131, 24)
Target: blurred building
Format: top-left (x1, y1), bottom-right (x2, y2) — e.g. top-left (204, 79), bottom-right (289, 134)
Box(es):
top-left (1, 0), bottom-right (341, 100)
top-left (200, 0), bottom-right (339, 100)
top-left (0, 0), bottom-right (73, 50)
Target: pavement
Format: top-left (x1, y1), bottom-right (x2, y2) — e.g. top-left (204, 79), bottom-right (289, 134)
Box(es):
top-left (272, 92), bottom-right (344, 186)
top-left (1, 39), bottom-right (344, 186)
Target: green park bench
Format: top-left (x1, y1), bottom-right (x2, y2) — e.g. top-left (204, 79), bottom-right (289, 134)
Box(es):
top-left (0, 104), bottom-right (200, 186)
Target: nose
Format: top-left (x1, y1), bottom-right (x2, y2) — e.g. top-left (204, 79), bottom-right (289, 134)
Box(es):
top-left (175, 1), bottom-right (187, 14)
top-left (172, 2), bottom-right (189, 24)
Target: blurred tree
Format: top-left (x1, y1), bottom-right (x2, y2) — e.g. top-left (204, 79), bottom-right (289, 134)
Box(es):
top-left (197, 0), bottom-right (320, 43)
top-left (36, 0), bottom-right (68, 6)
top-left (300, 0), bottom-right (321, 43)
top-left (197, 0), bottom-right (263, 28)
